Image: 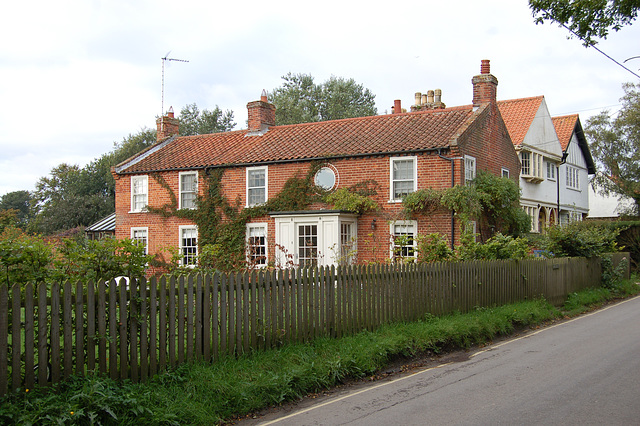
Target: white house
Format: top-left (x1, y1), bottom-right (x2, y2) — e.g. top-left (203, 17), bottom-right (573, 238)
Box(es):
top-left (498, 96), bottom-right (595, 233)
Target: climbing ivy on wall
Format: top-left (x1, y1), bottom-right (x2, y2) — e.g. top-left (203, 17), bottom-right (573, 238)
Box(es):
top-left (149, 164), bottom-right (380, 272)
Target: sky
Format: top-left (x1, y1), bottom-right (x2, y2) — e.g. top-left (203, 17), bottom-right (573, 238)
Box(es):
top-left (1, 0), bottom-right (639, 216)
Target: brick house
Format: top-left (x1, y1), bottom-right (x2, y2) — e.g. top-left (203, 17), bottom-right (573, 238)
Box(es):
top-left (497, 97), bottom-right (595, 233)
top-left (113, 60), bottom-right (520, 269)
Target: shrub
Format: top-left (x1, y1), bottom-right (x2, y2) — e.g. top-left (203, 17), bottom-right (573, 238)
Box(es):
top-left (543, 221), bottom-right (621, 258)
top-left (416, 233), bottom-right (454, 262)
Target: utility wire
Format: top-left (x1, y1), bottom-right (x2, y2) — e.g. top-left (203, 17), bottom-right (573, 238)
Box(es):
top-left (561, 23), bottom-right (640, 79)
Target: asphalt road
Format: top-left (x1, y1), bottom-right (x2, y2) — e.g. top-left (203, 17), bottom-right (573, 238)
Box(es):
top-left (245, 295), bottom-right (640, 426)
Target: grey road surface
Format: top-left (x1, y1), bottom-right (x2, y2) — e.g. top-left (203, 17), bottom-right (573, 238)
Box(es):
top-left (247, 295), bottom-right (640, 426)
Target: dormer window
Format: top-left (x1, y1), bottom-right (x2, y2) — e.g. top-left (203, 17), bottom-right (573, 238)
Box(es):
top-left (520, 151), bottom-right (544, 183)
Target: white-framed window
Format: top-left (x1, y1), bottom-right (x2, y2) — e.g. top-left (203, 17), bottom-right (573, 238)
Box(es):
top-left (340, 222), bottom-right (356, 265)
top-left (131, 175), bottom-right (148, 212)
top-left (247, 166), bottom-right (268, 206)
top-left (246, 223), bottom-right (268, 267)
top-left (566, 166), bottom-right (580, 190)
top-left (390, 156), bottom-right (417, 201)
top-left (501, 168), bottom-right (510, 178)
top-left (464, 155), bottom-right (476, 184)
top-left (314, 166), bottom-right (337, 190)
top-left (179, 226), bottom-right (198, 267)
top-left (131, 227), bottom-right (148, 255)
top-left (179, 171), bottom-right (198, 209)
top-left (520, 151), bottom-right (544, 182)
top-left (546, 162), bottom-right (556, 181)
top-left (390, 220), bottom-right (417, 261)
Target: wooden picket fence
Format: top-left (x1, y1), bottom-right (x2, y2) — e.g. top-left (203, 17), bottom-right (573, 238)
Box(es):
top-left (0, 256), bottom-right (607, 395)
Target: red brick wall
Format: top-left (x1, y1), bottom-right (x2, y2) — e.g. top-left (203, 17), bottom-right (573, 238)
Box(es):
top-left (115, 103), bottom-right (518, 267)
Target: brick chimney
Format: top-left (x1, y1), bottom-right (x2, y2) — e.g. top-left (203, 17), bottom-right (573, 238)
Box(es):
top-left (392, 99), bottom-right (402, 114)
top-left (472, 59), bottom-right (498, 107)
top-left (247, 90), bottom-right (276, 133)
top-left (156, 106), bottom-right (180, 142)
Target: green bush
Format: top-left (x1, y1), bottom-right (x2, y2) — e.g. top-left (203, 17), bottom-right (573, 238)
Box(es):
top-left (543, 221), bottom-right (621, 258)
top-left (416, 233), bottom-right (454, 262)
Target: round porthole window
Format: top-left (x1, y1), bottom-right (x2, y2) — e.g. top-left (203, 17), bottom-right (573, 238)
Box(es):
top-left (314, 167), bottom-right (336, 190)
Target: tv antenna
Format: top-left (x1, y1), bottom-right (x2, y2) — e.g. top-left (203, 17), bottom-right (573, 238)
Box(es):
top-left (161, 51), bottom-right (189, 130)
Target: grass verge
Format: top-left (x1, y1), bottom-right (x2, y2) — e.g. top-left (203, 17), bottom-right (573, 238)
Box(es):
top-left (1, 277), bottom-right (638, 425)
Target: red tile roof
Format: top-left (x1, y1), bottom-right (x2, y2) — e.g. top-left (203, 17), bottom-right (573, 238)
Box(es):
top-left (497, 96), bottom-right (544, 146)
top-left (117, 106), bottom-right (476, 174)
top-left (552, 114), bottom-right (578, 151)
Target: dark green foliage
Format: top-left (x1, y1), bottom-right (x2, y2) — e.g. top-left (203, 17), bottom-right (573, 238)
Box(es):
top-left (405, 172), bottom-right (529, 240)
top-left (178, 103), bottom-right (236, 136)
top-left (323, 188), bottom-right (379, 215)
top-left (543, 221), bottom-right (621, 258)
top-left (586, 83), bottom-right (640, 216)
top-left (529, 0), bottom-right (639, 46)
top-left (473, 171), bottom-right (531, 238)
top-left (271, 73), bottom-right (377, 125)
top-left (0, 227), bottom-right (53, 286)
top-left (416, 233), bottom-right (454, 262)
top-left (0, 227), bottom-right (152, 286)
top-left (0, 190), bottom-right (32, 227)
top-left (402, 188), bottom-right (443, 217)
top-left (31, 129), bottom-right (157, 234)
top-left (457, 232), bottom-right (531, 261)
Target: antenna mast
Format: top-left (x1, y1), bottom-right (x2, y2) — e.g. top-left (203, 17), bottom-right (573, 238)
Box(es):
top-left (161, 52), bottom-right (189, 132)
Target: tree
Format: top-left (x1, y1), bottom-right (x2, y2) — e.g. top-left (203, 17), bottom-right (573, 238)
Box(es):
top-left (0, 190), bottom-right (32, 227)
top-left (586, 82), bottom-right (640, 215)
top-left (178, 103), bottom-right (236, 136)
top-left (32, 164), bottom-right (114, 234)
top-left (529, 0), bottom-right (640, 46)
top-left (270, 73), bottom-right (377, 125)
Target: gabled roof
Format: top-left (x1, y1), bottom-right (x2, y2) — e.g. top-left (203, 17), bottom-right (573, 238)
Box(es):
top-left (497, 96), bottom-right (545, 146)
top-left (552, 114), bottom-right (579, 151)
top-left (116, 106), bottom-right (477, 174)
top-left (552, 114), bottom-right (596, 174)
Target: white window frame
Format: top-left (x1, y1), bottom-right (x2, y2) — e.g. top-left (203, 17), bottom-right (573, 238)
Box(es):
top-left (566, 166), bottom-right (580, 190)
top-left (246, 223), bottom-right (268, 268)
top-left (390, 156), bottom-right (417, 202)
top-left (520, 151), bottom-right (544, 182)
top-left (390, 220), bottom-right (417, 261)
top-left (130, 227), bottom-right (149, 255)
top-left (179, 225), bottom-right (198, 267)
top-left (130, 175), bottom-right (148, 213)
top-left (501, 168), bottom-right (510, 178)
top-left (546, 161), bottom-right (556, 181)
top-left (464, 155), bottom-right (476, 184)
top-left (179, 171), bottom-right (198, 210)
top-left (246, 166), bottom-right (268, 207)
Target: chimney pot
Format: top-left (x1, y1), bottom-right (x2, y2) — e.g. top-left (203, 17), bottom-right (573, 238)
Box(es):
top-left (414, 92), bottom-right (422, 106)
top-left (472, 59), bottom-right (498, 107)
top-left (421, 94), bottom-right (428, 105)
top-left (427, 90), bottom-right (434, 103)
top-left (260, 89), bottom-right (268, 103)
top-left (481, 59), bottom-right (490, 74)
top-left (434, 89), bottom-right (442, 103)
top-left (393, 99), bottom-right (402, 114)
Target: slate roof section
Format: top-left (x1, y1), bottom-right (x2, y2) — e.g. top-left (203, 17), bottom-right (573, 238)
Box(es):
top-left (116, 106), bottom-right (476, 174)
top-left (497, 96), bottom-right (544, 146)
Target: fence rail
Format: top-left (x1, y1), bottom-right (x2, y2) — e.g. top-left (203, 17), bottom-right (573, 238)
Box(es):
top-left (0, 256), bottom-right (608, 395)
